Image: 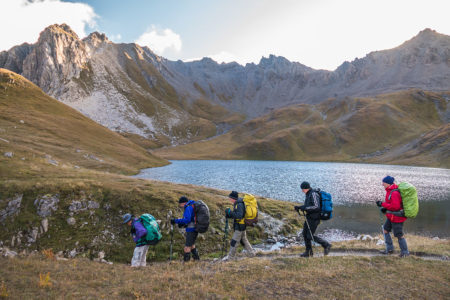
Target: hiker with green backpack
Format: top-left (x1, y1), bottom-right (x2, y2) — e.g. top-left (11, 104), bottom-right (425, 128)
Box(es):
top-left (376, 175), bottom-right (417, 257)
top-left (122, 213), bottom-right (162, 267)
top-left (222, 191), bottom-right (256, 261)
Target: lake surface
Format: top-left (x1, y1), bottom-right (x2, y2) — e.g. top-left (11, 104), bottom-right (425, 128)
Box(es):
top-left (135, 160), bottom-right (450, 237)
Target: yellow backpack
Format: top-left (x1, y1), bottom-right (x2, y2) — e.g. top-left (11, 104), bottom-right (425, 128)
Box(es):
top-left (238, 194), bottom-right (258, 226)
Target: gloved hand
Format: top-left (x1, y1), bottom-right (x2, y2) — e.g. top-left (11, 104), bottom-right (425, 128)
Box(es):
top-left (178, 223), bottom-right (185, 228)
top-left (170, 218), bottom-right (176, 225)
top-left (225, 208), bottom-right (231, 218)
top-left (294, 205), bottom-right (301, 212)
top-left (380, 207), bottom-right (387, 214)
top-left (376, 201), bottom-right (383, 207)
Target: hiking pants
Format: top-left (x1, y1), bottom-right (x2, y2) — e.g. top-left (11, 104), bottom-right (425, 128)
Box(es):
top-left (228, 230), bottom-right (255, 257)
top-left (383, 219), bottom-right (409, 255)
top-left (302, 218), bottom-right (329, 250)
top-left (131, 245), bottom-right (149, 267)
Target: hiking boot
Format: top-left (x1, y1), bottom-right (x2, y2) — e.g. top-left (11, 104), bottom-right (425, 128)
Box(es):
top-left (191, 248), bottom-right (200, 261)
top-left (379, 249), bottom-right (394, 255)
top-left (399, 252), bottom-right (410, 258)
top-left (323, 244), bottom-right (332, 256)
top-left (183, 252), bottom-right (191, 262)
top-left (221, 255), bottom-right (233, 261)
top-left (300, 249), bottom-right (313, 257)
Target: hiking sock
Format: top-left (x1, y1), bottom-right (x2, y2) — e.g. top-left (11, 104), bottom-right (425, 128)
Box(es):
top-left (183, 252), bottom-right (191, 262)
top-left (384, 233), bottom-right (394, 252)
top-left (191, 248), bottom-right (200, 260)
top-left (398, 238), bottom-right (409, 255)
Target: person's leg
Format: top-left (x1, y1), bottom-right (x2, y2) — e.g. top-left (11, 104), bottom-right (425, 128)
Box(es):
top-left (184, 231), bottom-right (196, 262)
top-left (224, 230), bottom-right (242, 260)
top-left (139, 245), bottom-right (150, 267)
top-left (241, 230), bottom-right (255, 257)
top-left (382, 219), bottom-right (394, 253)
top-left (131, 246), bottom-right (143, 267)
top-left (393, 222), bottom-right (409, 257)
top-left (190, 232), bottom-right (200, 260)
top-left (301, 221), bottom-right (313, 257)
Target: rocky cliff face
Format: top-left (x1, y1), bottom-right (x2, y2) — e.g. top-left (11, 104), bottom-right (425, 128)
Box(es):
top-left (1, 25), bottom-right (449, 143)
top-left (160, 29), bottom-right (450, 118)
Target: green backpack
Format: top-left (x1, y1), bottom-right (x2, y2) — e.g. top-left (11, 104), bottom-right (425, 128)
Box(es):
top-left (390, 182), bottom-right (419, 218)
top-left (137, 214), bottom-right (162, 246)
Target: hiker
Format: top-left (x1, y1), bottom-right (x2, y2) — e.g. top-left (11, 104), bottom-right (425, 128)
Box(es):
top-left (376, 175), bottom-right (409, 257)
top-left (222, 191), bottom-right (255, 261)
top-left (170, 196), bottom-right (201, 262)
top-left (123, 213), bottom-right (150, 267)
top-left (294, 181), bottom-right (331, 257)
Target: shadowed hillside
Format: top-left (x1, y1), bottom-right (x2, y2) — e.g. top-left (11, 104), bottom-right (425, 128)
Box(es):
top-left (156, 89), bottom-right (450, 168)
top-left (0, 68), bottom-right (167, 176)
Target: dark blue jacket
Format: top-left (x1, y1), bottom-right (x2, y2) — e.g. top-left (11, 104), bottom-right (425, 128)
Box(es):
top-left (175, 200), bottom-right (196, 232)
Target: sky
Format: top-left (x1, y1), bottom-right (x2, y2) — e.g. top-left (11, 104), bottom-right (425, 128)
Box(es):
top-left (1, 0), bottom-right (450, 71)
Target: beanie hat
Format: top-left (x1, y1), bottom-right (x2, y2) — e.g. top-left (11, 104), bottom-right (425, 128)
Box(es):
top-left (382, 176), bottom-right (395, 185)
top-left (228, 191), bottom-right (239, 200)
top-left (178, 196), bottom-right (189, 203)
top-left (300, 181), bottom-right (311, 190)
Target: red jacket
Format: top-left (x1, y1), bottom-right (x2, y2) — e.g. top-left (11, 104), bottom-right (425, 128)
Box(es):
top-left (382, 184), bottom-right (407, 223)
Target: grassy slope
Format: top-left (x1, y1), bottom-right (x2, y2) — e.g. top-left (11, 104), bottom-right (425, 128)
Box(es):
top-left (0, 68), bottom-right (301, 263)
top-left (156, 90), bottom-right (450, 168)
top-left (0, 243), bottom-right (449, 299)
top-left (0, 68), bottom-right (167, 175)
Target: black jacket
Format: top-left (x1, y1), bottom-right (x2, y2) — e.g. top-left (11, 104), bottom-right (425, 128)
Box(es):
top-left (303, 189), bottom-right (321, 220)
top-left (229, 198), bottom-right (246, 231)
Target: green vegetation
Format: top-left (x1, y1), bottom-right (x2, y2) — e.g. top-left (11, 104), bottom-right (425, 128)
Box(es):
top-left (156, 90), bottom-right (450, 168)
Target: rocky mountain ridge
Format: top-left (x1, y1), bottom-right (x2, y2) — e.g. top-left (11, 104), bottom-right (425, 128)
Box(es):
top-left (1, 25), bottom-right (449, 146)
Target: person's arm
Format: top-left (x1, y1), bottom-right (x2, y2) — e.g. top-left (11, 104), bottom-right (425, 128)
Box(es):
top-left (304, 191), bottom-right (320, 212)
top-left (229, 202), bottom-right (245, 219)
top-left (175, 205), bottom-right (194, 225)
top-left (382, 190), bottom-right (402, 211)
top-left (133, 221), bottom-right (148, 243)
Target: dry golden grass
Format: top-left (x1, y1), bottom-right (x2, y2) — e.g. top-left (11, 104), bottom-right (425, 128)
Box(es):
top-left (0, 250), bottom-right (449, 299)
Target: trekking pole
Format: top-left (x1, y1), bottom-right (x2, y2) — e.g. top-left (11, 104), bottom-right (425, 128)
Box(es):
top-left (378, 208), bottom-right (385, 243)
top-left (298, 210), bottom-right (316, 244)
top-left (221, 218), bottom-right (229, 258)
top-left (169, 223), bottom-right (174, 261)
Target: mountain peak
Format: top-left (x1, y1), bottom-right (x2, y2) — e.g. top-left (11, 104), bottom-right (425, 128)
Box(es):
top-left (40, 23), bottom-right (80, 41)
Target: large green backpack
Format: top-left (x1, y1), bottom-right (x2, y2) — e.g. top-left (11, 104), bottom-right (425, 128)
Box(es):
top-left (390, 182), bottom-right (419, 218)
top-left (137, 214), bottom-right (162, 246)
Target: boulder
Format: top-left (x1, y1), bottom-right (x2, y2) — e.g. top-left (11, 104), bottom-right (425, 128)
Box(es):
top-left (34, 194), bottom-right (59, 217)
top-left (0, 194), bottom-right (23, 222)
top-left (67, 217), bottom-right (76, 226)
top-left (3, 152), bottom-right (13, 158)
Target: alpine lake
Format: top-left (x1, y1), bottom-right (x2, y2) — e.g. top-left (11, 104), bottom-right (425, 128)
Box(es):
top-left (135, 160), bottom-right (450, 239)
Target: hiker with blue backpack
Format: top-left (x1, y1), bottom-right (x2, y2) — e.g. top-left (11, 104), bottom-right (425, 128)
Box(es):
top-left (294, 181), bottom-right (332, 257)
top-left (122, 213), bottom-right (162, 267)
top-left (376, 175), bottom-right (414, 257)
top-left (170, 196), bottom-right (210, 262)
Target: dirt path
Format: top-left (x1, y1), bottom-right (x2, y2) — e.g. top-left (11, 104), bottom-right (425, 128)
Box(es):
top-left (239, 248), bottom-right (450, 262)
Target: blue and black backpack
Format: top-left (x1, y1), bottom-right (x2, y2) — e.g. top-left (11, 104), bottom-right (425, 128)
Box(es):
top-left (317, 189), bottom-right (333, 220)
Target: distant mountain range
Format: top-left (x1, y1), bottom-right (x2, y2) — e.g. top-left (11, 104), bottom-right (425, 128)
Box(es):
top-left (0, 24), bottom-right (449, 167)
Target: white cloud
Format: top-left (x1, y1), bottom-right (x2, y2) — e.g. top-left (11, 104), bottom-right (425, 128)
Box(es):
top-left (135, 26), bottom-right (182, 56)
top-left (0, 0), bottom-right (97, 51)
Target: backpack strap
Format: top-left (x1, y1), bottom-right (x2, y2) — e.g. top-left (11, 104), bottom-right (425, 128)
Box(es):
top-left (388, 189), bottom-right (399, 201)
top-left (191, 203), bottom-right (197, 224)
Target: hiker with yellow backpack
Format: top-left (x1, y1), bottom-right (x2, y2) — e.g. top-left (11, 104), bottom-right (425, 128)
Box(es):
top-left (376, 175), bottom-right (418, 257)
top-left (222, 191), bottom-right (257, 261)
